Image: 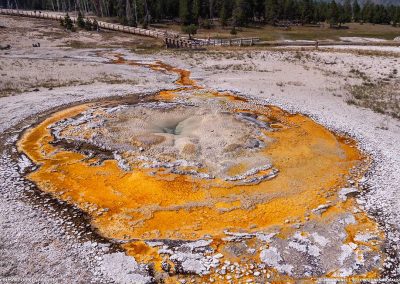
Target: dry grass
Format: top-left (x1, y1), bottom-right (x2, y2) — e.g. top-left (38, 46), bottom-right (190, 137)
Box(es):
top-left (152, 22), bottom-right (400, 41)
top-left (0, 75), bottom-right (138, 98)
top-left (62, 36), bottom-right (164, 50)
top-left (0, 87), bottom-right (22, 98)
top-left (347, 80), bottom-right (400, 119)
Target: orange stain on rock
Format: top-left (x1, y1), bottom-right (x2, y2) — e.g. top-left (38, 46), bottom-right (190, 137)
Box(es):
top-left (17, 53), bottom-right (384, 281)
top-left (18, 103), bottom-right (364, 241)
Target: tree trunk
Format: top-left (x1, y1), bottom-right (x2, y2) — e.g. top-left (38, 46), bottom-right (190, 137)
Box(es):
top-left (50, 0), bottom-right (55, 11)
top-left (209, 0), bottom-right (213, 20)
top-left (144, 0), bottom-right (150, 25)
top-left (133, 0), bottom-right (138, 26)
top-left (126, 0), bottom-right (132, 24)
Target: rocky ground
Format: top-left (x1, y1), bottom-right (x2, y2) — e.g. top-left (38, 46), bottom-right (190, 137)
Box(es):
top-left (1, 14), bottom-right (400, 283)
top-left (0, 15), bottom-right (174, 284)
top-left (166, 46), bottom-right (400, 277)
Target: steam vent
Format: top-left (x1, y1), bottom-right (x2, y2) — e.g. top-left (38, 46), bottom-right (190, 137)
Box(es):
top-left (17, 53), bottom-right (384, 283)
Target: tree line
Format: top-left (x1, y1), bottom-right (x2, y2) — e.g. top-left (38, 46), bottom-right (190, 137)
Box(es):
top-left (4, 0), bottom-right (400, 28)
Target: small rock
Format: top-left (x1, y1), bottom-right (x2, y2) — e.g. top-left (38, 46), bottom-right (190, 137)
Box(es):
top-left (349, 242), bottom-right (358, 250)
top-left (311, 204), bottom-right (331, 215)
top-left (339, 187), bottom-right (359, 201)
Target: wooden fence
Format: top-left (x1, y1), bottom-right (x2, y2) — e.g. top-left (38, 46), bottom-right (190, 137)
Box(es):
top-left (200, 37), bottom-right (260, 47)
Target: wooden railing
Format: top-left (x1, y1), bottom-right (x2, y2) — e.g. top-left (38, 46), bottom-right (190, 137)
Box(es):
top-left (196, 37), bottom-right (260, 47)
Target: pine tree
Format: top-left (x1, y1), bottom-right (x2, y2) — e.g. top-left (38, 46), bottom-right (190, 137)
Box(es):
top-left (265, 0), bottom-right (279, 24)
top-left (192, 0), bottom-right (201, 24)
top-left (179, 0), bottom-right (191, 25)
top-left (337, 3), bottom-right (347, 26)
top-left (11, 0), bottom-right (400, 29)
top-left (374, 5), bottom-right (390, 24)
top-left (283, 0), bottom-right (296, 21)
top-left (77, 11), bottom-right (86, 28)
top-left (181, 24), bottom-right (197, 39)
top-left (64, 13), bottom-right (74, 31)
top-left (396, 7), bottom-right (400, 27)
top-left (232, 1), bottom-right (241, 27)
top-left (116, 0), bottom-right (127, 24)
top-left (301, 0), bottom-right (314, 24)
top-left (362, 1), bottom-right (375, 23)
top-left (92, 19), bottom-right (99, 31)
top-left (85, 18), bottom-right (93, 30)
top-left (328, 0), bottom-right (339, 27)
top-left (220, 0), bottom-right (230, 26)
top-left (254, 0), bottom-right (265, 21)
top-left (353, 0), bottom-right (361, 22)
top-left (126, 0), bottom-right (134, 26)
top-left (232, 0), bottom-right (252, 27)
top-left (343, 0), bottom-right (352, 23)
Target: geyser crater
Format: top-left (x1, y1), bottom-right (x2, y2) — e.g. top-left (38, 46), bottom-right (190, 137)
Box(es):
top-left (51, 101), bottom-right (276, 185)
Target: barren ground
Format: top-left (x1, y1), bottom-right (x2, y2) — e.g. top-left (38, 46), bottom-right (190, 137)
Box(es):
top-left (1, 15), bottom-right (400, 283)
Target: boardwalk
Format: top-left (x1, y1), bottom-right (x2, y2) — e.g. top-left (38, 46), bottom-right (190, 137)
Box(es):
top-left (0, 8), bottom-right (196, 48)
top-left (0, 9), bottom-right (263, 49)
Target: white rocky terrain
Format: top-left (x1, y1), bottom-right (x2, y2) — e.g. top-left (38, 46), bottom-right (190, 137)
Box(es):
top-left (169, 47), bottom-right (400, 278)
top-left (1, 14), bottom-right (399, 283)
